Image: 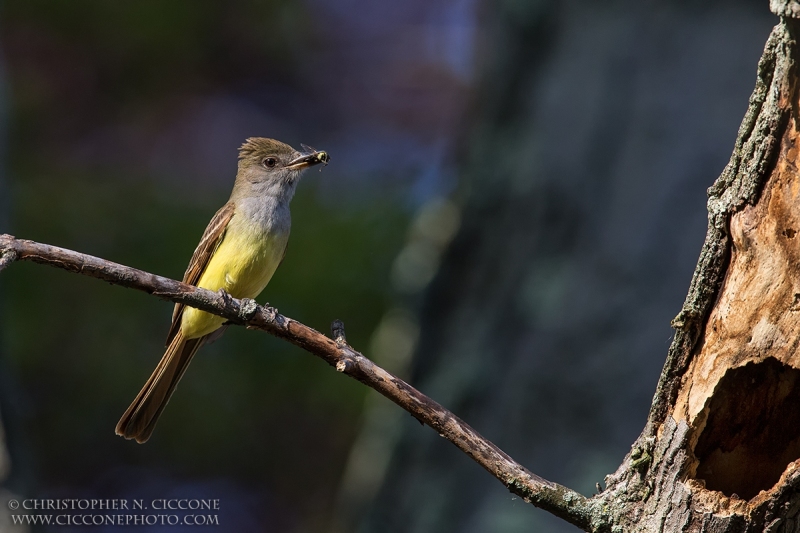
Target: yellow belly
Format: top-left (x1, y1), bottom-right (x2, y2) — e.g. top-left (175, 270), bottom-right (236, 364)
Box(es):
top-left (181, 219), bottom-right (286, 339)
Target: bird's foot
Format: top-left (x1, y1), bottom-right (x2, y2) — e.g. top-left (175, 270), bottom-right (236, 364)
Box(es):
top-left (217, 288), bottom-right (233, 306)
top-left (259, 303), bottom-right (280, 324)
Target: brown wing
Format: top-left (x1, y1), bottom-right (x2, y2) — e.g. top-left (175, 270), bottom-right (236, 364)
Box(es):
top-left (165, 202), bottom-right (236, 345)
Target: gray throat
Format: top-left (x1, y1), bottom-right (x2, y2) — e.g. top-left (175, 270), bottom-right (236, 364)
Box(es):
top-left (235, 193), bottom-right (293, 237)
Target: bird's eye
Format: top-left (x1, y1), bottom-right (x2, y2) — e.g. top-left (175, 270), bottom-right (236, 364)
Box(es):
top-left (262, 157), bottom-right (278, 168)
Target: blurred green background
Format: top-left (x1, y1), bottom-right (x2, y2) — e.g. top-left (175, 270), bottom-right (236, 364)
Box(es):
top-left (0, 0), bottom-right (472, 531)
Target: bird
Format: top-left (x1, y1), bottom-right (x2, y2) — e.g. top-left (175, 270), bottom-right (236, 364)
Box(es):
top-left (116, 137), bottom-right (328, 443)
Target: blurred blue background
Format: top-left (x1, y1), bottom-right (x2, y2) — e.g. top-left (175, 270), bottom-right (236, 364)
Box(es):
top-left (0, 0), bottom-right (777, 532)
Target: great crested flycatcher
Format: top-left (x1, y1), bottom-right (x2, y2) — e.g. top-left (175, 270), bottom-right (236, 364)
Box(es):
top-left (116, 137), bottom-right (328, 443)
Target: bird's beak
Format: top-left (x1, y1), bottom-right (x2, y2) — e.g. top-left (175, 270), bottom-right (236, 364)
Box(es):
top-left (286, 146), bottom-right (330, 170)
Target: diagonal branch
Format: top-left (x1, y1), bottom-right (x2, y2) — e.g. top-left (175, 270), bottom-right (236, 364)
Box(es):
top-left (0, 234), bottom-right (604, 531)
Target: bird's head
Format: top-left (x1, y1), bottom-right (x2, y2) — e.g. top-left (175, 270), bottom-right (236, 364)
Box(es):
top-left (233, 137), bottom-right (328, 200)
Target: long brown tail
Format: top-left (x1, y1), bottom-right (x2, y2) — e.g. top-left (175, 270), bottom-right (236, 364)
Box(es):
top-left (116, 330), bottom-right (204, 443)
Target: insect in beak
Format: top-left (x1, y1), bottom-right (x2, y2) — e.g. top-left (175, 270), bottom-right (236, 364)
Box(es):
top-left (286, 145), bottom-right (330, 170)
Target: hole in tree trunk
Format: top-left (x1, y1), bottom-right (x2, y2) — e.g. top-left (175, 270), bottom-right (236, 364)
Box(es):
top-left (693, 358), bottom-right (800, 500)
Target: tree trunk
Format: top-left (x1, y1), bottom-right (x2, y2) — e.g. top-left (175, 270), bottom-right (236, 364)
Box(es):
top-left (603, 11), bottom-right (800, 532)
top-left (357, 1), bottom-right (800, 532)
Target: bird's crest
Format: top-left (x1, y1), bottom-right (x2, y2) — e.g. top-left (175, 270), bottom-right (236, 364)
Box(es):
top-left (238, 137), bottom-right (294, 161)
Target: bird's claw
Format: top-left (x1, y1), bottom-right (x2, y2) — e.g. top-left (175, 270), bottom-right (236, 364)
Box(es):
top-left (217, 288), bottom-right (233, 306)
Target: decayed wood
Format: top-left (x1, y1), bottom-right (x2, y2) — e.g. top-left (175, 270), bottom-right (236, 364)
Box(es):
top-left (675, 120), bottom-right (800, 486)
top-left (645, 21), bottom-right (795, 438)
top-left (0, 234), bottom-right (599, 531)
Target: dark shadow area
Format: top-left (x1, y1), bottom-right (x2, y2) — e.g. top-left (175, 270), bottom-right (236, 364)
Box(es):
top-left (694, 358), bottom-right (800, 500)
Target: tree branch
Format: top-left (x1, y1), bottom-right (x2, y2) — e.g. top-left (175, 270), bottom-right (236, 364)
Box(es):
top-left (0, 233), bottom-right (603, 531)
